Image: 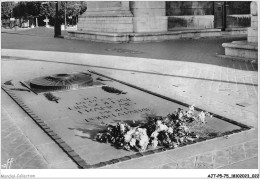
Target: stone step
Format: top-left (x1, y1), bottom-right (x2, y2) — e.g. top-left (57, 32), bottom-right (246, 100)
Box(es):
top-left (222, 41), bottom-right (258, 60)
top-left (66, 31), bottom-right (130, 43)
top-left (67, 29), bottom-right (247, 43)
top-left (217, 54), bottom-right (257, 64)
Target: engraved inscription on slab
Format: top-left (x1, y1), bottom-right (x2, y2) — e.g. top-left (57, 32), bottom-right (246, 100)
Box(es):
top-left (68, 97), bottom-right (151, 123)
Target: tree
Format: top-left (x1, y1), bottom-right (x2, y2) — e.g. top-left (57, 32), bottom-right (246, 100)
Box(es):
top-left (2, 1), bottom-right (87, 26)
top-left (12, 1), bottom-right (54, 20)
top-left (26, 1), bottom-right (41, 18)
top-left (66, 1), bottom-right (87, 17)
top-left (39, 1), bottom-right (87, 20)
top-left (40, 1), bottom-right (56, 18)
top-left (1, 1), bottom-right (16, 19)
top-left (59, 1), bottom-right (87, 25)
top-left (13, 2), bottom-right (28, 19)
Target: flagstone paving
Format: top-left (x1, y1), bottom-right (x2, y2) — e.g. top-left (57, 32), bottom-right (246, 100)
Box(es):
top-left (1, 51), bottom-right (258, 169)
top-left (1, 90), bottom-right (79, 169)
top-left (1, 33), bottom-right (258, 169)
top-left (1, 108), bottom-right (49, 169)
top-left (100, 139), bottom-right (258, 169)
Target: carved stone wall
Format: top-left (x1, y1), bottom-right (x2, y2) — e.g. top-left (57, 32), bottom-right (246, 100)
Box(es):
top-left (68, 1), bottom-right (252, 42)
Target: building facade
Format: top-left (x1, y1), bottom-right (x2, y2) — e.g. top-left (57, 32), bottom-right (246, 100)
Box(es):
top-left (67, 1), bottom-right (251, 42)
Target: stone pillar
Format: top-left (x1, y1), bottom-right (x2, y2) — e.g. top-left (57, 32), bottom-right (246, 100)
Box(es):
top-left (77, 1), bottom-right (133, 33)
top-left (248, 1), bottom-right (258, 43)
top-left (130, 1), bottom-right (167, 33)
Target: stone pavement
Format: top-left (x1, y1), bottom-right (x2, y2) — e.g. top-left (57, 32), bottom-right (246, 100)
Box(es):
top-left (1, 107), bottom-right (49, 169)
top-left (1, 89), bottom-right (79, 169)
top-left (2, 49), bottom-right (258, 125)
top-left (1, 28), bottom-right (249, 67)
top-left (100, 138), bottom-right (258, 169)
top-left (1, 30), bottom-right (258, 170)
top-left (1, 47), bottom-right (258, 169)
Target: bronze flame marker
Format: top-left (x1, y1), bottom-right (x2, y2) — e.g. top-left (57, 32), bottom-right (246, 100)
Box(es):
top-left (29, 72), bottom-right (94, 92)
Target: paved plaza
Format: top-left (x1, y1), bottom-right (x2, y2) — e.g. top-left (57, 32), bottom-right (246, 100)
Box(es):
top-left (1, 28), bottom-right (258, 170)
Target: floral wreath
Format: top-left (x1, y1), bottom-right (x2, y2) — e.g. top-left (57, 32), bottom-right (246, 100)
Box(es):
top-left (96, 105), bottom-right (213, 152)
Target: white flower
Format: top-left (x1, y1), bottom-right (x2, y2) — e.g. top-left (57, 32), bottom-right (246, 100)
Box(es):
top-left (137, 128), bottom-right (146, 133)
top-left (198, 111), bottom-right (206, 123)
top-left (186, 111), bottom-right (193, 118)
top-left (139, 134), bottom-right (149, 152)
top-left (156, 120), bottom-right (162, 126)
top-left (156, 121), bottom-right (168, 132)
top-left (134, 128), bottom-right (144, 139)
top-left (178, 112), bottom-right (184, 119)
top-left (173, 143), bottom-right (178, 148)
top-left (167, 127), bottom-right (173, 134)
top-left (124, 128), bottom-right (136, 142)
top-left (139, 134), bottom-right (149, 146)
top-left (151, 131), bottom-right (159, 138)
top-left (186, 137), bottom-right (194, 141)
top-left (133, 128), bottom-right (149, 152)
top-left (179, 137), bottom-right (184, 143)
top-left (151, 139), bottom-right (158, 148)
top-left (158, 124), bottom-right (168, 131)
top-left (132, 128), bottom-right (146, 140)
top-left (124, 133), bottom-right (132, 143)
top-left (133, 131), bottom-right (140, 140)
top-left (120, 123), bottom-right (125, 133)
top-left (129, 138), bottom-right (136, 147)
top-left (180, 125), bottom-right (189, 132)
top-left (189, 104), bottom-right (195, 111)
top-left (185, 105), bottom-right (195, 118)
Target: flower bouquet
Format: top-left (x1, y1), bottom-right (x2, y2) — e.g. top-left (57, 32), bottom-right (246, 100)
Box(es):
top-left (96, 105), bottom-right (212, 152)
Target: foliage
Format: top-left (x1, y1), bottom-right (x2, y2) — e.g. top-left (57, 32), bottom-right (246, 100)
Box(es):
top-left (4, 1), bottom-right (87, 20)
top-left (39, 1), bottom-right (56, 18)
top-left (44, 92), bottom-right (60, 103)
top-left (13, 2), bottom-right (28, 19)
top-left (63, 1), bottom-right (87, 17)
top-left (96, 105), bottom-right (213, 152)
top-left (12, 1), bottom-right (55, 19)
top-left (102, 86), bottom-right (127, 95)
top-left (1, 1), bottom-right (16, 19)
